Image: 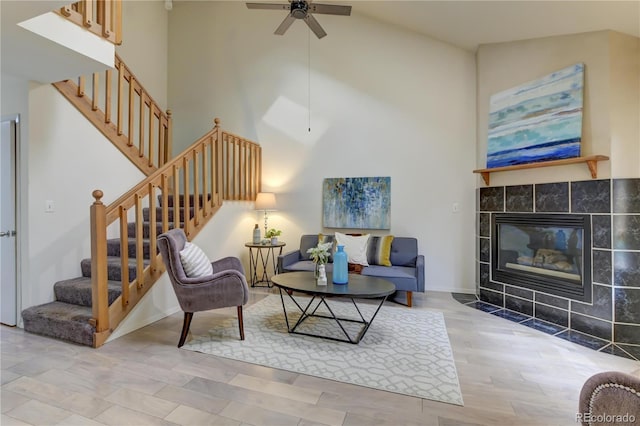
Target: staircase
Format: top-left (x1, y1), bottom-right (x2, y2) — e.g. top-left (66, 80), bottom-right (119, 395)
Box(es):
top-left (18, 5), bottom-right (263, 347)
top-left (21, 118), bottom-right (260, 348)
top-left (21, 195), bottom-right (190, 346)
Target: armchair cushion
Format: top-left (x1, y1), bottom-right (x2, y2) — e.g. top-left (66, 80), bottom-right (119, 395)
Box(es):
top-left (179, 242), bottom-right (214, 277)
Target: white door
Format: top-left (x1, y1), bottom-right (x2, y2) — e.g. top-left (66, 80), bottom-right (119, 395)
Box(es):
top-left (1, 115), bottom-right (18, 326)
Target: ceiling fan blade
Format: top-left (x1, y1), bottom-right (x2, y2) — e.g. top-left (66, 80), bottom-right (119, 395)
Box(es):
top-left (304, 13), bottom-right (327, 39)
top-left (309, 3), bottom-right (351, 16)
top-left (274, 14), bottom-right (296, 35)
top-left (246, 3), bottom-right (290, 11)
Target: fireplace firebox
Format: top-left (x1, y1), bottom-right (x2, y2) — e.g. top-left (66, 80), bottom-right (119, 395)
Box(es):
top-left (491, 214), bottom-right (592, 303)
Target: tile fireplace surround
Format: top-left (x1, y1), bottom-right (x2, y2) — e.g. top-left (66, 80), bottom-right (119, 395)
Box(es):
top-left (473, 178), bottom-right (640, 361)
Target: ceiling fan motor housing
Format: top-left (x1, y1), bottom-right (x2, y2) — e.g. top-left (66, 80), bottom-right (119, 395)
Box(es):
top-left (291, 1), bottom-right (308, 19)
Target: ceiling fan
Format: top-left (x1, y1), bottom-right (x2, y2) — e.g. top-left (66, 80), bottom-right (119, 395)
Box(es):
top-left (246, 0), bottom-right (352, 39)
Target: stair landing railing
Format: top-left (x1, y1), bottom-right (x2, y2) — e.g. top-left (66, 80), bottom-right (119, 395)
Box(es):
top-left (89, 118), bottom-right (262, 347)
top-left (53, 54), bottom-right (172, 176)
top-left (57, 0), bottom-right (122, 45)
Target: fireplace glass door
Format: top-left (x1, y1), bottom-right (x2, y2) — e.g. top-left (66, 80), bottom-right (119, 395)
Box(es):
top-left (492, 214), bottom-right (591, 302)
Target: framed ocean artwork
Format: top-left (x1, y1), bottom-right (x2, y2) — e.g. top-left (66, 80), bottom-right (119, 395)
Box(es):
top-left (486, 63), bottom-right (585, 169)
top-left (323, 177), bottom-right (390, 229)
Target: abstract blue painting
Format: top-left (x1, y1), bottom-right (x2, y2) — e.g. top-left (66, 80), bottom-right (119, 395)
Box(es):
top-left (486, 63), bottom-right (585, 168)
top-left (323, 177), bottom-right (390, 229)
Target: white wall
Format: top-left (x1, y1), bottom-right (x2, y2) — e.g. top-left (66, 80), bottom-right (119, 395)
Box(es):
top-left (117, 0), bottom-right (169, 109)
top-left (609, 31), bottom-right (640, 178)
top-left (167, 1), bottom-right (477, 293)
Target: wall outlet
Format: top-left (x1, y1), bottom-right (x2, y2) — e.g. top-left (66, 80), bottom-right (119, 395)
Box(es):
top-left (45, 200), bottom-right (55, 213)
top-left (452, 202), bottom-right (460, 213)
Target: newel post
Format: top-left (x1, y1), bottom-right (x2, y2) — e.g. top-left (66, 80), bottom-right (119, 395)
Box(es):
top-left (90, 190), bottom-right (109, 335)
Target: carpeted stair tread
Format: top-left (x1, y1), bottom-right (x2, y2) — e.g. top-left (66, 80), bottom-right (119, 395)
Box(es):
top-left (21, 302), bottom-right (95, 346)
top-left (158, 193), bottom-right (212, 208)
top-left (81, 256), bottom-right (150, 282)
top-left (143, 207), bottom-right (194, 222)
top-left (54, 277), bottom-right (123, 307)
top-left (127, 221), bottom-right (181, 238)
top-left (107, 238), bottom-right (155, 259)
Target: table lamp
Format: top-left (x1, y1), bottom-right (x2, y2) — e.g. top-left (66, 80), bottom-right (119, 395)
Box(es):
top-left (254, 192), bottom-right (277, 237)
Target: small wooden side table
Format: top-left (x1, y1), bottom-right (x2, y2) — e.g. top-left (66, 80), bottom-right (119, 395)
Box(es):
top-left (245, 242), bottom-right (286, 287)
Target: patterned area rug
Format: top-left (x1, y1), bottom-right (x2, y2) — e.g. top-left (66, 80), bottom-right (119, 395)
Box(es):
top-left (183, 294), bottom-right (464, 405)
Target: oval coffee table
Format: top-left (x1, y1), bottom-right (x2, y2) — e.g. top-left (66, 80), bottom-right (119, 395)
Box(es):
top-left (270, 271), bottom-right (396, 344)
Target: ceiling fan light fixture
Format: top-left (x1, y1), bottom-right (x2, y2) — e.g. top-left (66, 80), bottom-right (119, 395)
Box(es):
top-left (246, 0), bottom-right (351, 38)
top-left (291, 1), bottom-right (308, 19)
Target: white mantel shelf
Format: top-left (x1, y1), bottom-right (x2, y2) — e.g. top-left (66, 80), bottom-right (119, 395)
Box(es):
top-left (473, 155), bottom-right (610, 186)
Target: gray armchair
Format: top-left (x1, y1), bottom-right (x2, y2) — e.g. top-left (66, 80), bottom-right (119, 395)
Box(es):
top-left (157, 228), bottom-right (249, 347)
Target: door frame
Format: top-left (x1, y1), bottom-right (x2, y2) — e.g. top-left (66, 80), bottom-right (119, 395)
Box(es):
top-left (1, 114), bottom-right (22, 327)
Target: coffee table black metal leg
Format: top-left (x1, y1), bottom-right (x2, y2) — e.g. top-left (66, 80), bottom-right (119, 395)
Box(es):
top-left (278, 289), bottom-right (388, 344)
top-left (351, 295), bottom-right (388, 343)
top-left (278, 288), bottom-right (318, 332)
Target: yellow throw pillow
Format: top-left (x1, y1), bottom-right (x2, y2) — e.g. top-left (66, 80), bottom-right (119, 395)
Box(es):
top-left (367, 235), bottom-right (394, 267)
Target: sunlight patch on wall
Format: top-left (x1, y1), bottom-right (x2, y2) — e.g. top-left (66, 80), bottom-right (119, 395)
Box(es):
top-left (262, 95), bottom-right (329, 146)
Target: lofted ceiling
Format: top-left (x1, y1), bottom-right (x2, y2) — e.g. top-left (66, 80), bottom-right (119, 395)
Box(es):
top-left (2, 1), bottom-right (638, 83)
top-left (347, 1), bottom-right (640, 52)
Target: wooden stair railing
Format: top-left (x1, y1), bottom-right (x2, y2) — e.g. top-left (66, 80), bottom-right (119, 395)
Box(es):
top-left (57, 0), bottom-right (122, 45)
top-left (53, 54), bottom-right (172, 175)
top-left (89, 118), bottom-right (262, 347)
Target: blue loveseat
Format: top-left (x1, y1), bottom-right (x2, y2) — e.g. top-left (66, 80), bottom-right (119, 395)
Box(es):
top-left (277, 234), bottom-right (425, 307)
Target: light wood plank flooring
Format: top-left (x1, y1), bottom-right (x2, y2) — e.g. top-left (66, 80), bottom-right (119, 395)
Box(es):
top-left (2, 290), bottom-right (639, 426)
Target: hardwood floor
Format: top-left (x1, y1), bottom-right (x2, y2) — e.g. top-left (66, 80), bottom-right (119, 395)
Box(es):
top-left (2, 290), bottom-right (639, 426)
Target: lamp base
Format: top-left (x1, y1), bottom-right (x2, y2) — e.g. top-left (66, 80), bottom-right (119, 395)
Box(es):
top-left (263, 210), bottom-right (269, 237)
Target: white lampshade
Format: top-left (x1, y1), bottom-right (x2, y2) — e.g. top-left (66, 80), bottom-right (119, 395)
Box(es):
top-left (255, 192), bottom-right (277, 211)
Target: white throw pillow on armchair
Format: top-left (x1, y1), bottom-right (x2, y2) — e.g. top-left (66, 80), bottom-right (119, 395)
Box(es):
top-left (179, 242), bottom-right (214, 277)
top-left (334, 232), bottom-right (370, 266)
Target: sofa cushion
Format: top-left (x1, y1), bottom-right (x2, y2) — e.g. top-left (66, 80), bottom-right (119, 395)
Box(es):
top-left (335, 232), bottom-right (370, 266)
top-left (300, 234), bottom-right (334, 261)
top-left (368, 235), bottom-right (394, 266)
top-left (389, 237), bottom-right (418, 266)
top-left (361, 265), bottom-right (416, 291)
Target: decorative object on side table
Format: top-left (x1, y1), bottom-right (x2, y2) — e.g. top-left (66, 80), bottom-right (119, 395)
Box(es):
top-left (265, 228), bottom-right (282, 245)
top-left (252, 224), bottom-right (261, 244)
top-left (307, 242), bottom-right (332, 285)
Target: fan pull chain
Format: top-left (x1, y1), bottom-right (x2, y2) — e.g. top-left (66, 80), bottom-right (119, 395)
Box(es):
top-left (308, 27), bottom-right (311, 133)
